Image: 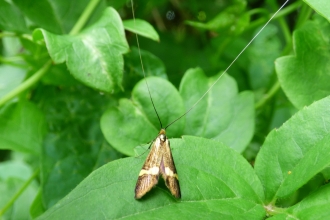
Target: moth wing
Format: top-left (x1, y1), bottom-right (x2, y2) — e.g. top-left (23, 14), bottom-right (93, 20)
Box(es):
top-left (160, 139), bottom-right (181, 198)
top-left (135, 138), bottom-right (163, 199)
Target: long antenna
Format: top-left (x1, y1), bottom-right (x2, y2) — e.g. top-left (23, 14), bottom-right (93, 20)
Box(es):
top-left (130, 0), bottom-right (163, 129)
top-left (131, 0), bottom-right (290, 131)
top-left (164, 0), bottom-right (290, 129)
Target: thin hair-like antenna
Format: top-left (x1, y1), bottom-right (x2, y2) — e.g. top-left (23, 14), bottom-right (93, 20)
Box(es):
top-left (130, 0), bottom-right (163, 129)
top-left (164, 0), bottom-right (290, 130)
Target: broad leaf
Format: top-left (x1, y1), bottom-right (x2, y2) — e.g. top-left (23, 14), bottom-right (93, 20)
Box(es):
top-left (33, 7), bottom-right (129, 92)
top-left (179, 68), bottom-right (254, 152)
top-left (101, 77), bottom-right (185, 156)
top-left (304, 0), bottom-right (330, 22)
top-left (255, 95), bottom-right (330, 203)
top-left (275, 15), bottom-right (330, 109)
top-left (37, 136), bottom-right (265, 219)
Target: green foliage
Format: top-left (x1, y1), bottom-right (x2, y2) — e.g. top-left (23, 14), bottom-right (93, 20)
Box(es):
top-left (0, 0), bottom-right (330, 219)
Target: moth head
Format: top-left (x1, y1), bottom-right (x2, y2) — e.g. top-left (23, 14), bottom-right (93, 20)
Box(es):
top-left (159, 134), bottom-right (166, 142)
top-left (158, 129), bottom-right (167, 142)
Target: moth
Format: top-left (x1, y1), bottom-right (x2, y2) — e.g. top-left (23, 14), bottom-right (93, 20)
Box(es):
top-left (131, 0), bottom-right (289, 199)
top-left (135, 129), bottom-right (180, 199)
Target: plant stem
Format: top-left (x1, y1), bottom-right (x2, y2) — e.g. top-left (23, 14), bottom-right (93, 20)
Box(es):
top-left (69, 0), bottom-right (101, 35)
top-left (0, 168), bottom-right (40, 217)
top-left (295, 3), bottom-right (313, 29)
top-left (247, 1), bottom-right (301, 32)
top-left (255, 81), bottom-right (281, 109)
top-left (0, 56), bottom-right (27, 68)
top-left (0, 60), bottom-right (52, 107)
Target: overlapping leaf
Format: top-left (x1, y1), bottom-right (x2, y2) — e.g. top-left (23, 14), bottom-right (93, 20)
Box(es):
top-left (101, 77), bottom-right (185, 156)
top-left (179, 68), bottom-right (254, 152)
top-left (102, 68), bottom-right (254, 155)
top-left (255, 95), bottom-right (330, 203)
top-left (37, 137), bottom-right (265, 220)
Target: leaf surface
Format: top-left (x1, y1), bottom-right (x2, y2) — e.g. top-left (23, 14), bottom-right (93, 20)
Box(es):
top-left (255, 95), bottom-right (330, 203)
top-left (123, 19), bottom-right (159, 41)
top-left (275, 15), bottom-right (330, 109)
top-left (33, 7), bottom-right (129, 92)
top-left (37, 136), bottom-right (265, 220)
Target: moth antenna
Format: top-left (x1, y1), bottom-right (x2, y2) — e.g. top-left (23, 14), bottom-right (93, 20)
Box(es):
top-left (130, 0), bottom-right (163, 129)
top-left (165, 0), bottom-right (290, 130)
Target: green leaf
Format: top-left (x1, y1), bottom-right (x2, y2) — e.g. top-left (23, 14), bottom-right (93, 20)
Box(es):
top-left (0, 0), bottom-right (28, 33)
top-left (123, 19), bottom-right (160, 42)
top-left (254, 95), bottom-right (330, 203)
top-left (37, 136), bottom-right (265, 219)
top-left (36, 85), bottom-right (121, 208)
top-left (102, 68), bottom-right (254, 155)
top-left (179, 68), bottom-right (254, 152)
top-left (275, 15), bottom-right (330, 109)
top-left (286, 184), bottom-right (330, 219)
top-left (215, 91), bottom-right (254, 152)
top-left (0, 101), bottom-right (46, 154)
top-left (304, 0), bottom-right (330, 22)
top-left (33, 7), bottom-right (129, 93)
top-left (101, 77), bottom-right (185, 156)
top-left (247, 25), bottom-right (281, 90)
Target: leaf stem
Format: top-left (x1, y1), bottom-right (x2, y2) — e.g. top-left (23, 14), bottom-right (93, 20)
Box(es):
top-left (0, 168), bottom-right (40, 217)
top-left (255, 81), bottom-right (281, 109)
top-left (0, 56), bottom-right (27, 68)
top-left (69, 0), bottom-right (101, 35)
top-left (247, 1), bottom-right (301, 32)
top-left (295, 3), bottom-right (313, 29)
top-left (0, 60), bottom-right (52, 107)
top-left (264, 204), bottom-right (288, 216)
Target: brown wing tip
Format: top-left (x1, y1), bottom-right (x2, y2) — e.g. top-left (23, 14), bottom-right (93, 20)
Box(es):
top-left (134, 194), bottom-right (142, 200)
top-left (174, 191), bottom-right (181, 199)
